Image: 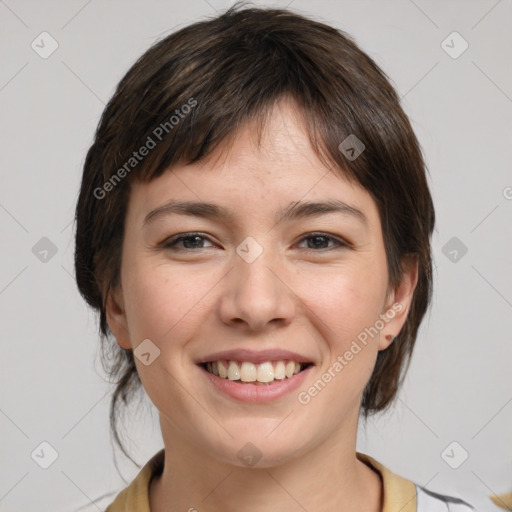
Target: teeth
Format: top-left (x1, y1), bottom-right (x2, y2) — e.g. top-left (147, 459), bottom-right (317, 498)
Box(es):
top-left (227, 361), bottom-right (240, 381)
top-left (240, 362), bottom-right (257, 382)
top-left (286, 361), bottom-right (296, 378)
top-left (218, 360), bottom-right (228, 378)
top-left (274, 360), bottom-right (286, 380)
top-left (206, 360), bottom-right (307, 383)
top-left (257, 362), bottom-right (274, 383)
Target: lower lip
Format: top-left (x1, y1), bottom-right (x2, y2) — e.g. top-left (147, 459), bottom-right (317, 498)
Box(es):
top-left (198, 364), bottom-right (314, 403)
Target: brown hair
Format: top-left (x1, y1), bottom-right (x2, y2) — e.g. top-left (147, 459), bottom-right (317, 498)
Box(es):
top-left (74, 4), bottom-right (435, 463)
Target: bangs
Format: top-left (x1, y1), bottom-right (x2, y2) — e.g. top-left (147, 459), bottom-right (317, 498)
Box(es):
top-left (132, 94), bottom-right (353, 186)
top-left (94, 10), bottom-right (386, 190)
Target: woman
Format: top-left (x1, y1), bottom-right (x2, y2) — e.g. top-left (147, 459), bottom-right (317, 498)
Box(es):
top-left (74, 5), bottom-right (474, 511)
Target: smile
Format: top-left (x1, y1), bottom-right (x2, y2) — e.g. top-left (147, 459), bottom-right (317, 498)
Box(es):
top-left (198, 360), bottom-right (314, 402)
top-left (201, 360), bottom-right (313, 385)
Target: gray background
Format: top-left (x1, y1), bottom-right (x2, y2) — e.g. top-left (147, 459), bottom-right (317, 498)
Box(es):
top-left (1, 1), bottom-right (511, 511)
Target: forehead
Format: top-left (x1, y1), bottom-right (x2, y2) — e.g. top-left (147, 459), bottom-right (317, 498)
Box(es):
top-left (127, 99), bottom-right (381, 230)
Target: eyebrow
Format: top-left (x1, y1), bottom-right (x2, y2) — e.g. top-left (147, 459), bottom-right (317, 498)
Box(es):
top-left (143, 199), bottom-right (368, 227)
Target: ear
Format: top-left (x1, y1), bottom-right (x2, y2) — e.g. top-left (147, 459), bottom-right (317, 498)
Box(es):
top-left (105, 286), bottom-right (132, 350)
top-left (378, 254), bottom-right (419, 351)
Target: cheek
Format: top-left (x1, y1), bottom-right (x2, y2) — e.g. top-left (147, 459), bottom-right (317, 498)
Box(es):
top-left (297, 264), bottom-right (388, 403)
top-left (122, 260), bottom-right (214, 345)
top-left (301, 263), bottom-right (388, 346)
top-left (292, 270), bottom-right (387, 420)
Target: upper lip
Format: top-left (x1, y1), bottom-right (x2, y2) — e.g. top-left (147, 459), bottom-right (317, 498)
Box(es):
top-left (196, 349), bottom-right (314, 365)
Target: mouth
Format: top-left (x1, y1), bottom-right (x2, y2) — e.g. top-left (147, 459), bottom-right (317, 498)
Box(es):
top-left (198, 360), bottom-right (314, 386)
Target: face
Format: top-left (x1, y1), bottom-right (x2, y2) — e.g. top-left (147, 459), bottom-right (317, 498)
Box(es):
top-left (107, 98), bottom-right (416, 468)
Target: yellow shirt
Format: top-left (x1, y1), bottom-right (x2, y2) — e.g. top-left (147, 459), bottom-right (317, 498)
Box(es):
top-left (103, 449), bottom-right (473, 511)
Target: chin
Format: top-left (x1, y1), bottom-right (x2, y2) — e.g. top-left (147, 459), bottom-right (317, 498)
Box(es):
top-left (202, 429), bottom-right (304, 469)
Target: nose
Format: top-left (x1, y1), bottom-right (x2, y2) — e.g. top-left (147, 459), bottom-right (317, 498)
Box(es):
top-left (218, 243), bottom-right (295, 331)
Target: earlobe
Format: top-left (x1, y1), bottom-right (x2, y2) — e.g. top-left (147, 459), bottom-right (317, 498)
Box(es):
top-left (380, 333), bottom-right (395, 350)
top-left (379, 254), bottom-right (419, 351)
top-left (105, 288), bottom-right (132, 350)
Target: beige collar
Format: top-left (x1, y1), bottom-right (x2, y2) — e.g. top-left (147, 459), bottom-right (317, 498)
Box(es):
top-left (357, 452), bottom-right (417, 512)
top-left (106, 449), bottom-right (417, 512)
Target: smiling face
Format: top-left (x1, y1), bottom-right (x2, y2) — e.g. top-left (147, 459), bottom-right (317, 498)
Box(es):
top-left (106, 98), bottom-right (417, 468)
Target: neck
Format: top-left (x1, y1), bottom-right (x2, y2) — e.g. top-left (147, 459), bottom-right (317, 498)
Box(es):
top-left (149, 417), bottom-right (382, 512)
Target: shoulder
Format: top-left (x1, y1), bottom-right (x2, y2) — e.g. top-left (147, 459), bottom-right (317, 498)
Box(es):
top-left (72, 449), bottom-right (165, 512)
top-left (416, 486), bottom-right (474, 511)
top-left (356, 452), bottom-right (475, 512)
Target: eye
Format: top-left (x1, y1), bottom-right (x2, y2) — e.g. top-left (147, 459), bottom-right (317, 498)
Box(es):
top-left (296, 233), bottom-right (349, 251)
top-left (160, 232), bottom-right (349, 252)
top-left (162, 233), bottom-right (215, 250)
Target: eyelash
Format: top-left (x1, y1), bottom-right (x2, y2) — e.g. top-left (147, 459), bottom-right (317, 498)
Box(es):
top-left (161, 232), bottom-right (349, 252)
